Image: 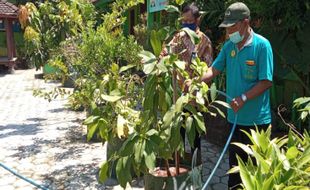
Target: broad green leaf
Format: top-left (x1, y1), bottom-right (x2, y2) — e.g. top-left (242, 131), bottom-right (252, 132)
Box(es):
top-left (262, 174), bottom-right (274, 190)
top-left (293, 97), bottom-right (310, 107)
top-left (196, 91), bottom-right (205, 105)
top-left (209, 105), bottom-right (226, 118)
top-left (237, 156), bottom-right (255, 190)
top-left (181, 27), bottom-right (200, 45)
top-left (139, 50), bottom-right (156, 61)
top-left (116, 157), bottom-right (132, 188)
top-left (301, 111), bottom-right (308, 120)
top-left (185, 116), bottom-right (195, 147)
top-left (83, 115), bottom-right (99, 125)
top-left (87, 123), bottom-right (98, 142)
top-left (144, 141), bottom-right (156, 170)
top-left (286, 146), bottom-right (299, 159)
top-left (99, 162), bottom-right (109, 183)
top-left (157, 59), bottom-right (168, 73)
top-left (143, 61), bottom-right (156, 74)
top-left (232, 142), bottom-right (253, 155)
top-left (146, 129), bottom-right (158, 137)
top-left (101, 94), bottom-right (122, 102)
top-left (119, 134), bottom-right (138, 157)
top-left (210, 83), bottom-right (217, 102)
top-left (150, 30), bottom-right (162, 57)
top-left (165, 5), bottom-right (180, 13)
top-left (213, 100), bottom-right (230, 109)
top-left (119, 64), bottom-right (136, 73)
top-left (193, 113), bottom-right (206, 133)
top-left (117, 115), bottom-right (127, 139)
top-left (227, 166), bottom-right (239, 174)
top-left (163, 107), bottom-right (175, 128)
top-left (175, 95), bottom-right (188, 113)
top-left (175, 60), bottom-right (186, 70)
top-left (134, 140), bottom-right (146, 165)
top-left (98, 118), bottom-right (109, 140)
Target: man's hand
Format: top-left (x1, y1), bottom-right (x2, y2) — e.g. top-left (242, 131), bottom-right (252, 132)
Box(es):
top-left (230, 96), bottom-right (244, 112)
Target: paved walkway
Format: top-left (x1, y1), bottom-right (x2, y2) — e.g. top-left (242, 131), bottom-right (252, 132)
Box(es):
top-left (0, 69), bottom-right (229, 190)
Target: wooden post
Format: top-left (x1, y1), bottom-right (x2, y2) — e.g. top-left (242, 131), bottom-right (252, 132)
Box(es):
top-left (4, 18), bottom-right (16, 70)
top-left (5, 18), bottom-right (13, 60)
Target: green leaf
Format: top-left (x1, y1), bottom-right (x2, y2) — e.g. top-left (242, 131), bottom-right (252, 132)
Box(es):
top-left (98, 118), bottom-right (109, 140)
top-left (119, 64), bottom-right (136, 73)
top-left (193, 113), bottom-right (206, 133)
top-left (210, 83), bottom-right (217, 102)
top-left (144, 141), bottom-right (156, 170)
top-left (227, 166), bottom-right (239, 174)
top-left (119, 134), bottom-right (138, 157)
top-left (99, 162), bottom-right (109, 183)
top-left (101, 94), bottom-right (122, 102)
top-left (163, 108), bottom-right (175, 128)
top-left (83, 115), bottom-right (100, 125)
top-left (237, 156), bottom-right (255, 190)
top-left (301, 111), bottom-right (308, 120)
top-left (175, 95), bottom-right (188, 113)
top-left (232, 143), bottom-right (253, 155)
top-left (212, 100), bottom-right (230, 109)
top-left (196, 91), bottom-right (205, 105)
top-left (286, 146), bottom-right (299, 159)
top-left (175, 60), bottom-right (186, 70)
top-left (146, 129), bottom-right (158, 137)
top-left (87, 123), bottom-right (98, 142)
top-left (165, 5), bottom-right (180, 13)
top-left (181, 27), bottom-right (200, 45)
top-left (209, 105), bottom-right (226, 118)
top-left (117, 115), bottom-right (127, 138)
top-left (157, 59), bottom-right (168, 73)
top-left (116, 157), bottom-right (132, 188)
top-left (143, 61), bottom-right (156, 74)
top-left (262, 174), bottom-right (274, 190)
top-left (139, 50), bottom-right (156, 61)
top-left (134, 140), bottom-right (146, 165)
top-left (175, 0), bottom-right (185, 6)
top-left (185, 116), bottom-right (195, 147)
top-left (150, 30), bottom-right (162, 57)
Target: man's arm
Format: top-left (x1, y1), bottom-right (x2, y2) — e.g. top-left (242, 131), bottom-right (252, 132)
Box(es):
top-left (231, 80), bottom-right (272, 112)
top-left (201, 66), bottom-right (221, 84)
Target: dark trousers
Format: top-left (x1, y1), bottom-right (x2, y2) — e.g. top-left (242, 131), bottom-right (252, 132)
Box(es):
top-left (228, 123), bottom-right (270, 190)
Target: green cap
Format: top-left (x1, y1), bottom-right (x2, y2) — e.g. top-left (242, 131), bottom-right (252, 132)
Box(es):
top-left (219, 2), bottom-right (250, 28)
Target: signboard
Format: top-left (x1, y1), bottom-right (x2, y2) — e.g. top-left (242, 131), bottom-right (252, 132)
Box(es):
top-left (149, 0), bottom-right (168, 13)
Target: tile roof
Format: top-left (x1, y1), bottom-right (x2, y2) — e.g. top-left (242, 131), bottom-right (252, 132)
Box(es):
top-left (0, 0), bottom-right (18, 17)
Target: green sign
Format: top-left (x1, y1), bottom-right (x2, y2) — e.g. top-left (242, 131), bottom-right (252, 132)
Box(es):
top-left (149, 0), bottom-right (168, 13)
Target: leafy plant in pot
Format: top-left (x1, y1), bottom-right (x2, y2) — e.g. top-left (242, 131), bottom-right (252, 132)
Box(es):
top-left (98, 4), bottom-right (228, 190)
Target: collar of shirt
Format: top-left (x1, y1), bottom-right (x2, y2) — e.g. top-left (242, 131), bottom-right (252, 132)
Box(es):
top-left (239, 28), bottom-right (254, 51)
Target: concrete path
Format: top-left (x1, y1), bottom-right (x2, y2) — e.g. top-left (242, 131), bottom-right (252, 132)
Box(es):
top-left (0, 69), bottom-right (229, 190)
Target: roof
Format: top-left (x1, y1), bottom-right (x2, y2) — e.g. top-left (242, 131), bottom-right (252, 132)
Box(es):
top-left (0, 0), bottom-right (18, 18)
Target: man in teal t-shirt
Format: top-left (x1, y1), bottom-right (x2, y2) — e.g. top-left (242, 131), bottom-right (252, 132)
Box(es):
top-left (200, 2), bottom-right (273, 189)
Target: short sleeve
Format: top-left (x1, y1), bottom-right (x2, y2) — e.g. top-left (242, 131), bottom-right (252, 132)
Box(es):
top-left (258, 41), bottom-right (273, 81)
top-left (211, 45), bottom-right (227, 72)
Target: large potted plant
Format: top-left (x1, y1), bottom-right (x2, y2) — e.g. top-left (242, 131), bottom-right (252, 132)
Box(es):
top-left (97, 2), bottom-right (228, 189)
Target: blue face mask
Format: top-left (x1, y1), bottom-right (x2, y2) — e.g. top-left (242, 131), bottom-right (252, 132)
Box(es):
top-left (182, 23), bottom-right (197, 31)
top-left (229, 31), bottom-right (244, 44)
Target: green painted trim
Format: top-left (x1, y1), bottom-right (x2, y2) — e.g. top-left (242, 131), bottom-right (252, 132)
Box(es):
top-left (146, 0), bottom-right (154, 29)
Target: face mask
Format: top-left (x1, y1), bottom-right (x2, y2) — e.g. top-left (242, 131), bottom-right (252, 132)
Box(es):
top-left (182, 23), bottom-right (197, 31)
top-left (229, 31), bottom-right (244, 44)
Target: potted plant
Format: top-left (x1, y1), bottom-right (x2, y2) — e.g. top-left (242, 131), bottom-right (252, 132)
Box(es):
top-left (97, 2), bottom-right (228, 189)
